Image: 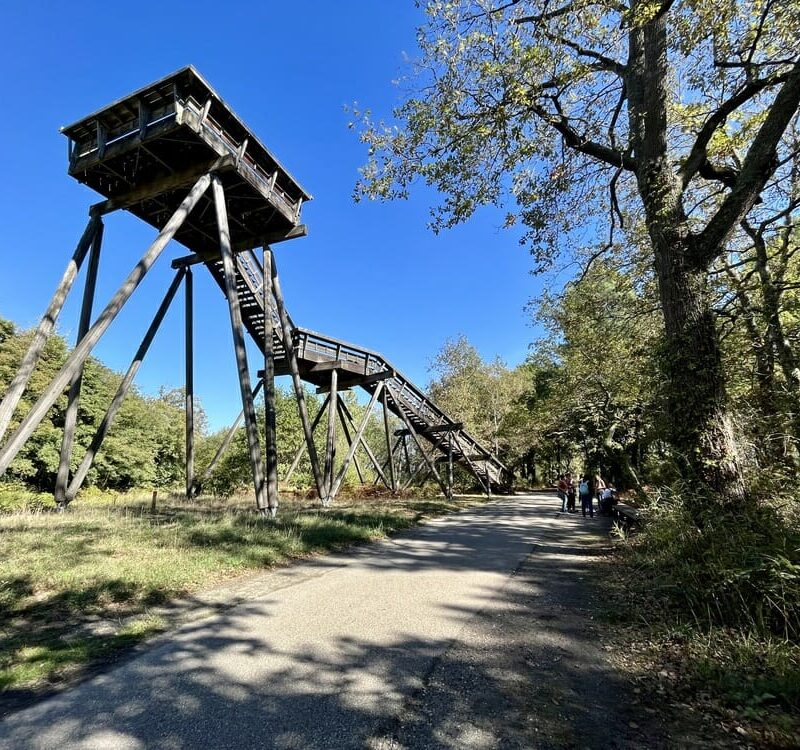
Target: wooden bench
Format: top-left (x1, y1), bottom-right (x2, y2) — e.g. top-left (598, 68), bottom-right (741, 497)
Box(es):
top-left (612, 502), bottom-right (642, 528)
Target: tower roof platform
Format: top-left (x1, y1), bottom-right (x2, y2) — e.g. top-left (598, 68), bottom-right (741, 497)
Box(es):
top-left (62, 66), bottom-right (311, 255)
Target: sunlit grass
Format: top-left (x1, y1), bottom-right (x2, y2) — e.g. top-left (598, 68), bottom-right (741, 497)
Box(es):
top-left (0, 489), bottom-right (489, 693)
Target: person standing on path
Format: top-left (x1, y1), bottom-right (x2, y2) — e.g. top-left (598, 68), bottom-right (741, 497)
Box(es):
top-left (579, 475), bottom-right (594, 518)
top-left (566, 472), bottom-right (576, 512)
top-left (557, 474), bottom-right (568, 512)
top-left (594, 473), bottom-right (606, 506)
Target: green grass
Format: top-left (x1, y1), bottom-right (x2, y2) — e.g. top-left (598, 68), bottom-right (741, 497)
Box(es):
top-left (0, 489), bottom-right (489, 694)
top-left (601, 490), bottom-right (800, 746)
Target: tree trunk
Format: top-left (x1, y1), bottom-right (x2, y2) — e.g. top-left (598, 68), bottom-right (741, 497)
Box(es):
top-left (627, 6), bottom-right (747, 506)
top-left (653, 246), bottom-right (746, 503)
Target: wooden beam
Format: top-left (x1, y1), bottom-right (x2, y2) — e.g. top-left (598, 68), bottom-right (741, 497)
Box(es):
top-left (0, 173), bottom-right (212, 476)
top-left (91, 156), bottom-right (234, 216)
top-left (66, 270), bottom-right (186, 503)
top-left (269, 251), bottom-right (325, 499)
top-left (185, 267), bottom-right (194, 501)
top-left (329, 383), bottom-right (384, 501)
top-left (283, 394), bottom-right (329, 484)
top-left (262, 247), bottom-right (278, 516)
top-left (311, 360), bottom-right (345, 373)
top-left (170, 225), bottom-right (308, 268)
top-left (213, 175), bottom-right (267, 513)
top-left (194, 379), bottom-right (264, 496)
top-left (55, 220), bottom-right (104, 507)
top-left (316, 369), bottom-right (395, 394)
top-left (388, 386), bottom-right (449, 497)
top-left (335, 401), bottom-right (365, 485)
top-left (339, 399), bottom-right (390, 488)
top-left (382, 387), bottom-right (397, 492)
top-left (323, 369), bottom-right (338, 504)
top-left (0, 217), bottom-right (100, 444)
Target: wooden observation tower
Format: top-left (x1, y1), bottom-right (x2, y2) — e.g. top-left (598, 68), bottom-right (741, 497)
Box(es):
top-left (0, 67), bottom-right (511, 515)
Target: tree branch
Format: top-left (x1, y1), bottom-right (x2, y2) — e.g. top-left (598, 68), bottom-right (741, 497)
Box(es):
top-left (531, 100), bottom-right (637, 171)
top-left (693, 60), bottom-right (800, 269)
top-left (680, 70), bottom-right (791, 189)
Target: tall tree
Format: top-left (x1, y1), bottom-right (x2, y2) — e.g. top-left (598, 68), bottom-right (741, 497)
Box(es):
top-left (356, 0), bottom-right (800, 506)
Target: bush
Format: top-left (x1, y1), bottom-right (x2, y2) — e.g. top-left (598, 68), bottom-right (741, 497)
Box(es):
top-left (0, 482), bottom-right (55, 514)
top-left (628, 487), bottom-right (800, 640)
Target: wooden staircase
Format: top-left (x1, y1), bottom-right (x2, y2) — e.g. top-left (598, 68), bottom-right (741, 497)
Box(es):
top-left (203, 250), bottom-right (512, 493)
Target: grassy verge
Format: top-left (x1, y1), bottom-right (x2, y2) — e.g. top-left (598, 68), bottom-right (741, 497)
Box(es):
top-left (0, 488), bottom-right (489, 697)
top-left (600, 493), bottom-right (800, 748)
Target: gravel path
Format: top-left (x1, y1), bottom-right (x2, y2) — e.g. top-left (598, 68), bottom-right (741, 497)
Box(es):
top-left (0, 493), bottom-right (667, 749)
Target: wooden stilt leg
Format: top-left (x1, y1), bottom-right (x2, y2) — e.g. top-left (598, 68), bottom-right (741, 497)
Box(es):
top-left (323, 369), bottom-right (338, 504)
top-left (448, 432), bottom-right (454, 500)
top-left (284, 394), bottom-right (329, 484)
top-left (335, 401), bottom-right (365, 485)
top-left (382, 388), bottom-right (397, 492)
top-left (55, 220), bottom-right (104, 507)
top-left (185, 267), bottom-right (194, 501)
top-left (268, 254), bottom-right (325, 499)
top-left (0, 173), bottom-right (211, 476)
top-left (388, 387), bottom-right (449, 496)
top-left (212, 175), bottom-right (266, 512)
top-left (0, 216), bottom-right (99, 445)
top-left (195, 379), bottom-right (264, 495)
top-left (262, 248), bottom-right (279, 516)
top-left (339, 398), bottom-right (390, 487)
top-left (66, 270), bottom-right (186, 503)
top-left (329, 383), bottom-right (384, 501)
top-left (402, 434), bottom-right (412, 478)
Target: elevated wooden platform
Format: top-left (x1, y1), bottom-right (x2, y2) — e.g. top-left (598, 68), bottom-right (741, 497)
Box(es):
top-left (62, 66), bottom-right (311, 255)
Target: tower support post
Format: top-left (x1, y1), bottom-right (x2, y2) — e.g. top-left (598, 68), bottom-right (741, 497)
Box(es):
top-left (185, 267), bottom-right (194, 501)
top-left (269, 254), bottom-right (325, 499)
top-left (0, 173), bottom-right (212, 476)
top-left (66, 270), bottom-right (186, 502)
top-left (323, 368), bottom-right (338, 504)
top-left (0, 216), bottom-right (100, 444)
top-left (381, 388), bottom-right (397, 492)
top-left (262, 247), bottom-right (279, 516)
top-left (212, 175), bottom-right (267, 512)
top-left (55, 219), bottom-right (104, 507)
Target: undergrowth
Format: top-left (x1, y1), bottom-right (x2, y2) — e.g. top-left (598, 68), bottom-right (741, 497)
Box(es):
top-left (607, 485), bottom-right (800, 745)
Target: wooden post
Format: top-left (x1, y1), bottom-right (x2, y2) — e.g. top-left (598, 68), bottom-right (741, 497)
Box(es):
top-left (329, 383), bottom-right (384, 501)
top-left (335, 401), bottom-right (365, 485)
top-left (447, 432), bottom-right (454, 500)
top-left (269, 254), bottom-right (325, 499)
top-left (185, 267), bottom-right (194, 501)
top-left (262, 248), bottom-right (278, 516)
top-left (402, 433), bottom-right (412, 478)
top-left (212, 175), bottom-right (267, 513)
top-left (388, 386), bottom-right (449, 496)
top-left (55, 220), bottom-right (104, 507)
top-left (339, 398), bottom-right (390, 487)
top-left (283, 394), bottom-right (328, 484)
top-left (195, 379), bottom-right (264, 495)
top-left (323, 368), bottom-right (338, 504)
top-left (0, 173), bottom-right (211, 476)
top-left (382, 388), bottom-right (397, 492)
top-left (0, 216), bottom-right (99, 444)
top-left (151, 490), bottom-right (158, 513)
top-left (66, 270), bottom-right (186, 503)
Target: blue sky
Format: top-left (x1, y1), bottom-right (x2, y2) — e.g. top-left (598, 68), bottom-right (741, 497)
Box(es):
top-left (0, 2), bottom-right (548, 431)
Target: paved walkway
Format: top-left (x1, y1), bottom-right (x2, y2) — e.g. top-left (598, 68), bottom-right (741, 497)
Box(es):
top-left (0, 494), bottom-right (661, 749)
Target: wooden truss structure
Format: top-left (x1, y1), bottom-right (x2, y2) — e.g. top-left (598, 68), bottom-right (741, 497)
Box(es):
top-left (0, 67), bottom-right (511, 515)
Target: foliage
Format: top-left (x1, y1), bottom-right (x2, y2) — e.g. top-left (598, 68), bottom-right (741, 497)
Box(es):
top-left (0, 318), bottom-right (193, 493)
top-left (354, 0), bottom-right (800, 500)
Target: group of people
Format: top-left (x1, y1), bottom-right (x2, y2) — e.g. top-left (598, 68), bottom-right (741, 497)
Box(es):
top-left (555, 472), bottom-right (617, 518)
